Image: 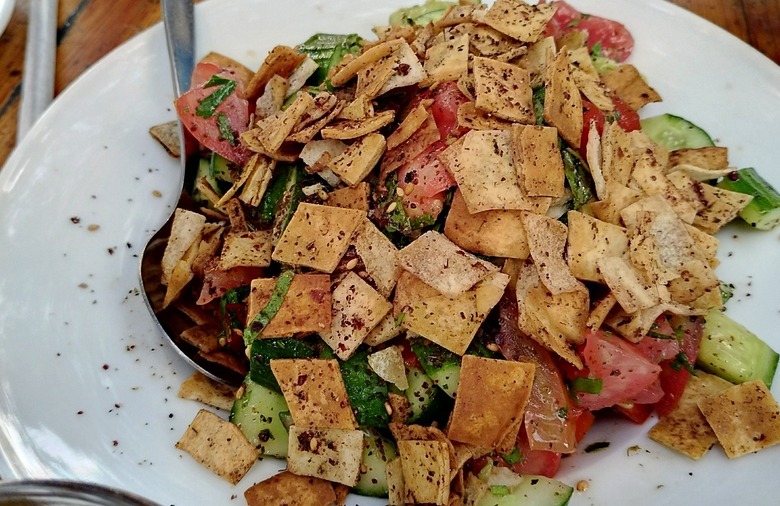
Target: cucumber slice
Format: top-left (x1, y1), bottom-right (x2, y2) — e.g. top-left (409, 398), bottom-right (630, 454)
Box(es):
top-left (404, 366), bottom-right (449, 424)
top-left (353, 429), bottom-right (397, 497)
top-left (717, 167), bottom-right (780, 230)
top-left (411, 339), bottom-right (461, 398)
top-left (476, 475), bottom-right (574, 506)
top-left (230, 378), bottom-right (290, 458)
top-left (640, 113), bottom-right (714, 150)
top-left (697, 309), bottom-right (779, 387)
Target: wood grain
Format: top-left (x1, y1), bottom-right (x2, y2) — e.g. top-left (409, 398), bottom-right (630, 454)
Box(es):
top-left (0, 0), bottom-right (778, 168)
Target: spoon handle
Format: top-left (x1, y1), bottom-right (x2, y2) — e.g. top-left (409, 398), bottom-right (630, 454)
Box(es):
top-left (162, 0), bottom-right (195, 98)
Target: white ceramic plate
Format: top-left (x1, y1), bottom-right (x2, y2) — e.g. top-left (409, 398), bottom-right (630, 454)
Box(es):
top-left (1, 0), bottom-right (779, 504)
top-left (0, 0), bottom-right (14, 36)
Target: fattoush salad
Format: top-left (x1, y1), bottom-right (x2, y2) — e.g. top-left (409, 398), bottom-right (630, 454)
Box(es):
top-left (146, 0), bottom-right (780, 504)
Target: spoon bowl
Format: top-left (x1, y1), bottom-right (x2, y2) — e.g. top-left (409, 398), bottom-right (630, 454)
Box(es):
top-left (139, 0), bottom-right (242, 386)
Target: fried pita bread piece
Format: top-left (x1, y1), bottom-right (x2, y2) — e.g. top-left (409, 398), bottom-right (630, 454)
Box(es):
top-left (543, 48), bottom-right (582, 149)
top-left (271, 358), bottom-right (357, 429)
top-left (286, 426), bottom-right (365, 486)
top-left (149, 120), bottom-right (181, 157)
top-left (447, 355), bottom-right (535, 449)
top-left (178, 371), bottom-right (237, 411)
top-left (244, 471), bottom-right (338, 506)
top-left (175, 409), bottom-right (258, 485)
top-left (246, 274), bottom-right (332, 337)
top-left (272, 203), bottom-right (364, 273)
top-left (482, 0), bottom-right (555, 42)
top-left (473, 57), bottom-right (534, 123)
top-left (397, 231), bottom-right (498, 297)
top-left (698, 380), bottom-right (780, 458)
top-left (648, 371), bottom-right (733, 460)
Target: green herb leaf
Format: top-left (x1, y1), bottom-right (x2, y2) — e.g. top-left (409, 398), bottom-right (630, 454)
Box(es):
top-left (501, 446), bottom-right (523, 465)
top-left (670, 352), bottom-right (696, 374)
top-left (489, 485), bottom-right (511, 497)
top-left (557, 406), bottom-right (569, 420)
top-left (572, 377), bottom-right (603, 394)
top-left (216, 112), bottom-right (236, 145)
top-left (591, 41), bottom-right (603, 58)
top-left (196, 76), bottom-right (237, 118)
top-left (243, 270), bottom-right (296, 345)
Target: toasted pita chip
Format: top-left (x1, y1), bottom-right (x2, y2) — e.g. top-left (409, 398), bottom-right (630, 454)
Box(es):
top-left (180, 324), bottom-right (221, 353)
top-left (326, 182), bottom-right (371, 211)
top-left (387, 101), bottom-right (432, 150)
top-left (387, 457), bottom-right (406, 506)
top-left (473, 57), bottom-right (534, 123)
top-left (244, 471), bottom-right (338, 506)
top-left (443, 130), bottom-right (529, 213)
top-left (596, 256), bottom-right (660, 313)
top-left (149, 120), bottom-right (181, 157)
top-left (363, 312), bottom-right (404, 347)
top-left (566, 211), bottom-right (629, 282)
top-left (398, 440), bottom-right (451, 505)
top-left (272, 203), bottom-right (364, 273)
top-left (668, 146), bottom-right (729, 171)
top-left (395, 270), bottom-right (508, 355)
top-left (521, 212), bottom-right (581, 295)
top-left (631, 153), bottom-right (699, 224)
top-left (698, 380), bottom-right (780, 458)
top-left (602, 63), bottom-right (662, 110)
top-left (423, 34), bottom-right (470, 85)
top-left (287, 426), bottom-right (364, 486)
top-left (246, 274), bottom-right (332, 337)
top-left (322, 271), bottom-right (393, 360)
top-left (543, 49), bottom-right (582, 148)
top-left (648, 371), bottom-right (733, 460)
top-left (331, 39), bottom-right (403, 87)
top-left (381, 114), bottom-right (441, 177)
top-left (516, 259), bottom-right (589, 346)
top-left (397, 231), bottom-right (498, 297)
top-left (513, 124), bottom-right (565, 198)
top-left (162, 239), bottom-right (200, 309)
top-left (380, 39), bottom-right (428, 96)
top-left (175, 409), bottom-right (258, 485)
top-left (444, 190), bottom-right (530, 259)
top-left (161, 208), bottom-right (206, 285)
top-left (448, 356), bottom-right (535, 449)
top-left (338, 94), bottom-right (375, 121)
top-left (518, 36), bottom-right (555, 88)
top-left (368, 345), bottom-right (409, 390)
top-left (217, 230), bottom-right (273, 270)
top-left (255, 74), bottom-right (289, 119)
top-left (482, 0), bottom-right (555, 42)
top-left (469, 24), bottom-right (518, 57)
top-left (692, 183), bottom-right (753, 234)
top-left (271, 358), bottom-right (357, 429)
top-left (600, 122), bottom-right (635, 187)
top-left (246, 45), bottom-right (307, 101)
top-left (568, 47), bottom-right (614, 112)
top-left (249, 92), bottom-right (315, 153)
top-left (353, 217), bottom-right (402, 297)
top-left (321, 110), bottom-right (395, 140)
top-left (586, 292), bottom-right (617, 331)
top-left (328, 132), bottom-right (387, 186)
top-left (178, 372), bottom-right (237, 411)
top-left (456, 102), bottom-right (514, 131)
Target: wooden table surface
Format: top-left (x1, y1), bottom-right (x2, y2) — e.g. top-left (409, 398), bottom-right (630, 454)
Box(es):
top-left (0, 0), bottom-right (778, 169)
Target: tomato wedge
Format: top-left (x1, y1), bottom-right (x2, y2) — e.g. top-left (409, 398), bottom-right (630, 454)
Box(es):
top-left (175, 62), bottom-right (252, 165)
top-left (545, 0), bottom-right (634, 62)
top-left (574, 330), bottom-right (662, 411)
top-left (495, 295), bottom-right (578, 453)
top-left (655, 316), bottom-right (704, 417)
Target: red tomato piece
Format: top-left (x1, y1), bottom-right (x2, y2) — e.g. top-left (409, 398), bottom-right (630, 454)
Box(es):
top-left (429, 81), bottom-right (470, 139)
top-left (495, 296), bottom-right (578, 453)
top-left (175, 62), bottom-right (252, 165)
top-left (655, 316), bottom-right (704, 417)
top-left (397, 140), bottom-right (456, 220)
top-left (545, 0), bottom-right (634, 62)
top-left (196, 263), bottom-right (263, 305)
top-left (612, 402), bottom-right (654, 424)
top-left (575, 330), bottom-right (662, 411)
top-left (504, 426), bottom-right (562, 478)
top-left (580, 97), bottom-right (641, 156)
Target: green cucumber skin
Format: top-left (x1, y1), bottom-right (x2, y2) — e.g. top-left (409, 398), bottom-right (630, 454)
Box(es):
top-left (230, 378), bottom-right (290, 458)
top-left (476, 475), bottom-right (574, 506)
top-left (410, 339), bottom-right (462, 398)
top-left (353, 429), bottom-right (397, 497)
top-left (717, 168), bottom-right (780, 230)
top-left (697, 309), bottom-right (779, 388)
top-left (640, 113), bottom-right (714, 150)
top-left (404, 366), bottom-right (449, 424)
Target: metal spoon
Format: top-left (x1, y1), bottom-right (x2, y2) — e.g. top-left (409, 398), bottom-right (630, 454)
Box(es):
top-left (139, 0), bottom-right (243, 386)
